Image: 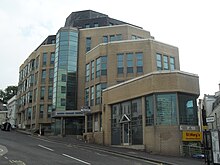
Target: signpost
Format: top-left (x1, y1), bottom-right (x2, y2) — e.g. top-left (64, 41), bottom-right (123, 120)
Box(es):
top-left (80, 106), bottom-right (91, 113)
top-left (206, 116), bottom-right (215, 123)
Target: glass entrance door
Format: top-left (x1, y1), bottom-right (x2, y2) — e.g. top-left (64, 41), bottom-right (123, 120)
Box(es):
top-left (123, 123), bottom-right (129, 145)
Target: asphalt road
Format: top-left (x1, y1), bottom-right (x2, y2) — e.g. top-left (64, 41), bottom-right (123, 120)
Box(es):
top-left (0, 130), bottom-right (159, 165)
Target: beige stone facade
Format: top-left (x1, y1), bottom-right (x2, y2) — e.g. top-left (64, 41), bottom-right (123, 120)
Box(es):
top-left (17, 38), bottom-right (55, 132)
top-left (80, 25), bottom-right (200, 156)
top-left (17, 13), bottom-right (200, 156)
top-left (102, 71), bottom-right (199, 156)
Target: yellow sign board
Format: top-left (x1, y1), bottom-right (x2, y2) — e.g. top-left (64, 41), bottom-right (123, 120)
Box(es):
top-left (182, 131), bottom-right (202, 141)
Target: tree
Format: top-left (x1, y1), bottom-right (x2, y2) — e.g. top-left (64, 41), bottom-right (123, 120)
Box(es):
top-left (0, 89), bottom-right (5, 101)
top-left (0, 86), bottom-right (17, 103)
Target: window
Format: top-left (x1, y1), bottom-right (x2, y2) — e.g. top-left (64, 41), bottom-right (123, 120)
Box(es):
top-left (85, 24), bottom-right (90, 28)
top-left (41, 69), bottom-right (46, 83)
top-left (101, 83), bottom-right (107, 90)
top-left (91, 61), bottom-right (94, 80)
top-left (42, 53), bottom-right (47, 66)
top-left (85, 88), bottom-right (89, 106)
top-left (86, 63), bottom-right (90, 82)
top-left (40, 105), bottom-right (44, 118)
top-left (127, 53), bottom-right (133, 73)
top-left (111, 104), bottom-right (121, 145)
top-left (110, 35), bottom-right (115, 42)
top-left (49, 68), bottom-right (54, 83)
top-left (86, 37), bottom-right (91, 52)
top-left (131, 99), bottom-right (143, 145)
top-left (48, 86), bottom-right (53, 99)
top-left (61, 98), bottom-right (66, 106)
top-left (94, 23), bottom-right (99, 27)
top-left (178, 93), bottom-right (198, 125)
top-left (61, 86), bottom-right (66, 93)
top-left (35, 72), bottom-right (38, 85)
top-left (95, 84), bottom-right (101, 104)
top-left (156, 53), bottom-right (162, 70)
top-left (145, 95), bottom-right (154, 126)
top-left (50, 52), bottom-right (55, 65)
top-left (90, 86), bottom-right (94, 106)
top-left (30, 74), bottom-right (34, 86)
top-left (132, 35), bottom-right (136, 40)
top-left (31, 59), bottom-right (35, 70)
top-left (28, 91), bottom-right (32, 103)
top-left (116, 34), bottom-right (122, 41)
top-left (103, 36), bottom-right (108, 43)
top-left (101, 56), bottom-right (107, 75)
top-left (170, 56), bottom-right (175, 71)
top-left (61, 74), bottom-right (66, 82)
top-left (156, 93), bottom-right (177, 125)
top-left (94, 113), bottom-right (99, 132)
top-left (47, 105), bottom-right (52, 118)
top-left (163, 55), bottom-right (169, 70)
top-left (87, 115), bottom-right (93, 132)
top-left (136, 52), bottom-right (143, 73)
top-left (117, 54), bottom-right (124, 74)
top-left (40, 87), bottom-right (45, 100)
top-left (36, 56), bottom-right (39, 69)
top-left (96, 57), bottom-right (101, 78)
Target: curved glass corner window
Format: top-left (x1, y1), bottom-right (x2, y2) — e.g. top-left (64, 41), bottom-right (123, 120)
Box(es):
top-left (178, 93), bottom-right (198, 125)
top-left (156, 93), bottom-right (177, 125)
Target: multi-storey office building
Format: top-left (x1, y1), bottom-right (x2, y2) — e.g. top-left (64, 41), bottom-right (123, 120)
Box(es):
top-left (17, 10), bottom-right (200, 156)
top-left (17, 36), bottom-right (56, 132)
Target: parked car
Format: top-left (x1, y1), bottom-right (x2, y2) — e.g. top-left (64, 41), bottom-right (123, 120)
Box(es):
top-left (192, 153), bottom-right (205, 159)
top-left (1, 122), bottom-right (11, 131)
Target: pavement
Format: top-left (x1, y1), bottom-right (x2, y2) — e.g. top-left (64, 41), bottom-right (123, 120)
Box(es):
top-left (16, 130), bottom-right (205, 165)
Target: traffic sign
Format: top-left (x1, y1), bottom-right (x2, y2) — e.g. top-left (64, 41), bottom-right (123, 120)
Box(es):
top-left (206, 116), bottom-right (214, 123)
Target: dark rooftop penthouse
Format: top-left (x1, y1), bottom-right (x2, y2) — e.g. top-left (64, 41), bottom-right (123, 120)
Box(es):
top-left (65, 10), bottom-right (142, 29)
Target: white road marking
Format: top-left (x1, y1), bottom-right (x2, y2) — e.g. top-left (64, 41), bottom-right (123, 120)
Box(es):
top-left (0, 145), bottom-right (8, 156)
top-left (62, 153), bottom-right (91, 165)
top-left (95, 152), bottom-right (107, 156)
top-left (38, 144), bottom-right (54, 152)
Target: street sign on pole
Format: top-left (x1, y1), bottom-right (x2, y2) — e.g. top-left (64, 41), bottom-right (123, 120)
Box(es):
top-left (206, 116), bottom-right (215, 123)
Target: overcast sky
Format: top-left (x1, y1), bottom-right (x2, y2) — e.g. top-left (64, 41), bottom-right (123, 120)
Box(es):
top-left (0, 0), bottom-right (219, 98)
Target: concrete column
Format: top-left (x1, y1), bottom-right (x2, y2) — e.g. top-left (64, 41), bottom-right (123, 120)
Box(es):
top-left (98, 113), bottom-right (100, 132)
top-left (60, 118), bottom-right (62, 136)
top-left (85, 115), bottom-right (88, 133)
top-left (92, 114), bottom-right (95, 132)
top-left (103, 104), bottom-right (111, 145)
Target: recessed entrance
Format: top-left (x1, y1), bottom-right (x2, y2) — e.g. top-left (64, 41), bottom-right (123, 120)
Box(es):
top-left (120, 114), bottom-right (130, 145)
top-left (122, 123), bottom-right (129, 145)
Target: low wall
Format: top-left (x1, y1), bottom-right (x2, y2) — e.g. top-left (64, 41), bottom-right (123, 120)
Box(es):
top-left (83, 132), bottom-right (104, 144)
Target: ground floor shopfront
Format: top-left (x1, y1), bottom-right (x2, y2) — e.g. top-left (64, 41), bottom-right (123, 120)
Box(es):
top-left (98, 71), bottom-right (200, 156)
top-left (51, 110), bottom-right (85, 136)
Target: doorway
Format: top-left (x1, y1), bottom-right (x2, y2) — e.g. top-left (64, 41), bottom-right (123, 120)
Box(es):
top-left (122, 122), bottom-right (129, 145)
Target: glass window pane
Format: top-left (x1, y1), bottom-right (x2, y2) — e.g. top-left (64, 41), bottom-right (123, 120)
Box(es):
top-left (156, 53), bottom-right (162, 70)
top-left (145, 95), bottom-right (154, 126)
top-left (156, 93), bottom-right (177, 125)
top-left (178, 93), bottom-right (198, 125)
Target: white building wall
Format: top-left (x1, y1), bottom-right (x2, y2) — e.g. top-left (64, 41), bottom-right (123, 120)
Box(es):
top-left (7, 95), bottom-right (17, 127)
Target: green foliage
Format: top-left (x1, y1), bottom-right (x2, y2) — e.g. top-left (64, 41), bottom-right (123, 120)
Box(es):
top-left (0, 86), bottom-right (17, 103)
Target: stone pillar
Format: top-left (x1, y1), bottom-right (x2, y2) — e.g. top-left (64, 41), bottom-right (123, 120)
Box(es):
top-left (85, 115), bottom-right (88, 133)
